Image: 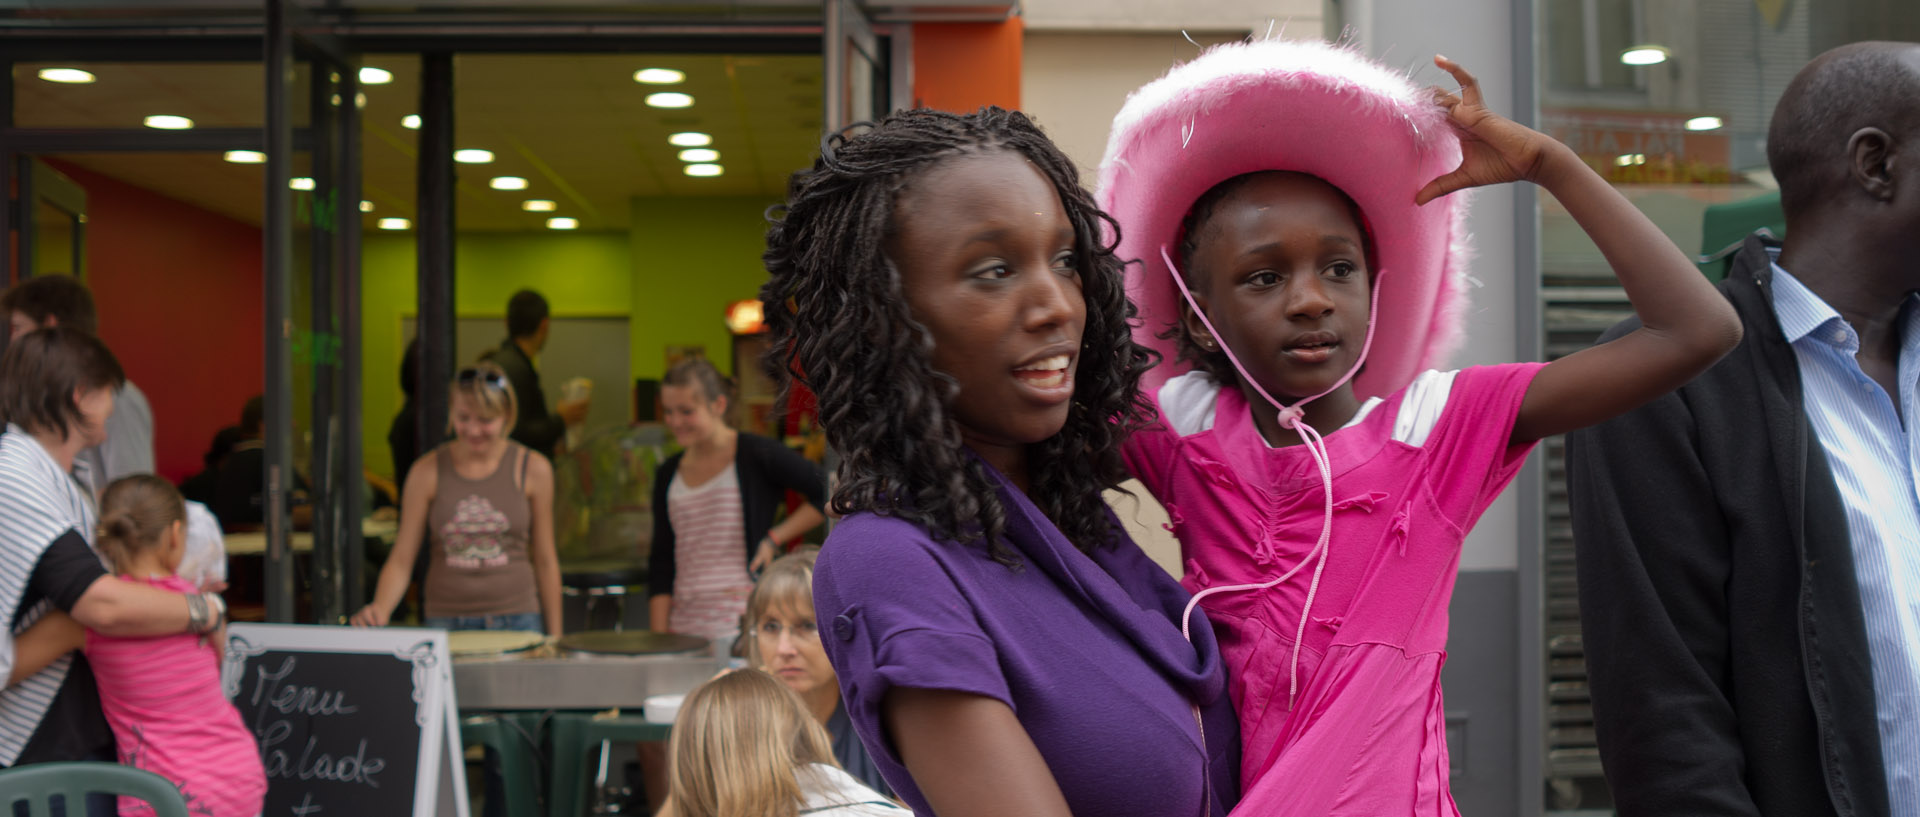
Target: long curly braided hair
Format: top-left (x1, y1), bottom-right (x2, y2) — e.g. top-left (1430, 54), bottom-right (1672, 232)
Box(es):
top-left (760, 107), bottom-right (1156, 565)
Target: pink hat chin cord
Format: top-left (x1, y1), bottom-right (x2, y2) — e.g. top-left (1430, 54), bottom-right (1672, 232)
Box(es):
top-left (1160, 245), bottom-right (1382, 708)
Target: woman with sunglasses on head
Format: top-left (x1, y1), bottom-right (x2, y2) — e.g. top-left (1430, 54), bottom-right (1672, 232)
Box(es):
top-left (352, 361), bottom-right (562, 639)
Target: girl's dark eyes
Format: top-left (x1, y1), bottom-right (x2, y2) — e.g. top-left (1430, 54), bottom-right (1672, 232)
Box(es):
top-left (1327, 261), bottom-right (1359, 278)
top-left (1247, 270), bottom-right (1282, 287)
top-left (972, 263), bottom-right (1014, 280)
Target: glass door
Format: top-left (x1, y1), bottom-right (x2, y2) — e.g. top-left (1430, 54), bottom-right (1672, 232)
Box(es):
top-left (823, 0), bottom-right (885, 132)
top-left (267, 0), bottom-right (365, 623)
top-left (15, 158), bottom-right (87, 279)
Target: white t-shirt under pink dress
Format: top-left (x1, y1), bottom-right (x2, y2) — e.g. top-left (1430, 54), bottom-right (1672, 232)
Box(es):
top-left (666, 462), bottom-right (753, 642)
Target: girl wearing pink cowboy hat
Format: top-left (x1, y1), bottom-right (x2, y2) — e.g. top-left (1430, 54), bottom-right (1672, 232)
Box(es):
top-left (1101, 38), bottom-right (1741, 815)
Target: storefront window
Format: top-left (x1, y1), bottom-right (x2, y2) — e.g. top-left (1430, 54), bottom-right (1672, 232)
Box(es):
top-left (1537, 1), bottom-right (1920, 811)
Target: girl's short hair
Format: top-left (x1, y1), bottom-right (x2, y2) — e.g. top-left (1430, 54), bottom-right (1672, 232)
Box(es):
top-left (669, 669), bottom-right (838, 817)
top-left (0, 327), bottom-right (125, 441)
top-left (760, 107), bottom-right (1156, 565)
top-left (448, 360), bottom-right (517, 432)
top-left (96, 474), bottom-right (186, 574)
top-left (742, 548), bottom-right (820, 668)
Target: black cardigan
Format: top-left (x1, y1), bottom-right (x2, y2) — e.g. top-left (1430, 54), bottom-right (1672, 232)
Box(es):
top-left (647, 432), bottom-right (827, 599)
top-left (1566, 232), bottom-right (1888, 817)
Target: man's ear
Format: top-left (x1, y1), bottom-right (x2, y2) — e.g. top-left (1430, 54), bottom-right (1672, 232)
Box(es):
top-left (1848, 127), bottom-right (1897, 201)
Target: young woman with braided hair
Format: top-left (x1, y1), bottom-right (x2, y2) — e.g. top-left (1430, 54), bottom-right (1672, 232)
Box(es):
top-left (760, 107), bottom-right (1240, 817)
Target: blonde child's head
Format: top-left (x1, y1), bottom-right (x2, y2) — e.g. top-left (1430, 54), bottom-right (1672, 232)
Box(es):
top-left (668, 668), bottom-right (838, 817)
top-left (96, 474), bottom-right (187, 576)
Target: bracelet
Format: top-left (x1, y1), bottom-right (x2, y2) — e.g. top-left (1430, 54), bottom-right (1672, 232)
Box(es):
top-left (760, 536), bottom-right (780, 550)
top-left (185, 592), bottom-right (209, 634)
top-left (186, 592), bottom-right (228, 635)
top-left (205, 592), bottom-right (228, 629)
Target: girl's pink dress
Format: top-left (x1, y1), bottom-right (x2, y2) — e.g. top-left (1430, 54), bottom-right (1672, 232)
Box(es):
top-left (85, 575), bottom-right (266, 817)
top-left (1125, 363), bottom-right (1543, 816)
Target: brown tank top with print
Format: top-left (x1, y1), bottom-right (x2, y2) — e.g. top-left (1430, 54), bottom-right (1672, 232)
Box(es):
top-left (424, 442), bottom-right (538, 617)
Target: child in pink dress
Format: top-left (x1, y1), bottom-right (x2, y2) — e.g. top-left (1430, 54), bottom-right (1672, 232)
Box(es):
top-left (1101, 39), bottom-right (1743, 815)
top-left (85, 475), bottom-right (265, 817)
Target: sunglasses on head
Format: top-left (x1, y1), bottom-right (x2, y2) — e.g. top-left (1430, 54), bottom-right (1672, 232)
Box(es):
top-left (457, 367), bottom-right (508, 389)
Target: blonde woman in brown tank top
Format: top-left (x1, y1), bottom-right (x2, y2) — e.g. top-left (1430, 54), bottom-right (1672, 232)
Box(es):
top-left (351, 361), bottom-right (563, 638)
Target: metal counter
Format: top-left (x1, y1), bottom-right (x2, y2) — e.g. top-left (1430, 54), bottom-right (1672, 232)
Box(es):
top-left (451, 652), bottom-right (727, 711)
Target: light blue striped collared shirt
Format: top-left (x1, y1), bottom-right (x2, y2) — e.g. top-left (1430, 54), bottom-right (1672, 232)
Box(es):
top-left (1771, 259), bottom-right (1920, 816)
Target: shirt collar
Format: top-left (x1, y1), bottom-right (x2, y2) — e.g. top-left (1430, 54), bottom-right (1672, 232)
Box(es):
top-left (1770, 260), bottom-right (1856, 350)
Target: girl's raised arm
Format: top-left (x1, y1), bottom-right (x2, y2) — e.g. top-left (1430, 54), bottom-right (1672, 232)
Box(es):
top-left (1415, 55), bottom-right (1742, 444)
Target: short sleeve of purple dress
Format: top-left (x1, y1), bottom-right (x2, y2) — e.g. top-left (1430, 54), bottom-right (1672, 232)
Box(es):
top-left (812, 466), bottom-right (1242, 817)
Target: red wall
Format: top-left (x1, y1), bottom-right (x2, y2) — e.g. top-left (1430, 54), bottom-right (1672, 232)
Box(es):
top-left (45, 160), bottom-right (264, 484)
top-left (912, 19), bottom-right (1024, 113)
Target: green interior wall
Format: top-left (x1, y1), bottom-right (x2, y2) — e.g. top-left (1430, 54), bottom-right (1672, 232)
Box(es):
top-left (359, 194), bottom-right (777, 479)
top-left (360, 231), bottom-right (633, 478)
top-left (628, 196), bottom-right (781, 382)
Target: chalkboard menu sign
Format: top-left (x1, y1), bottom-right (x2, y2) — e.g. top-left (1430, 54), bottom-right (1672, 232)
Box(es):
top-left (222, 624), bottom-right (468, 817)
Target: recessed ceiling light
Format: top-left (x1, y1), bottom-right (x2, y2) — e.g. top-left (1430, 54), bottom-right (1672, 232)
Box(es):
top-left (223, 150), bottom-right (266, 164)
top-left (402, 114), bottom-right (421, 130)
top-left (359, 67), bottom-right (393, 85)
top-left (668, 132), bottom-right (712, 147)
top-left (684, 164), bottom-right (723, 177)
top-left (289, 177), bottom-right (316, 190)
top-left (1613, 153), bottom-right (1648, 167)
top-left (522, 200), bottom-right (558, 212)
top-left (547, 217), bottom-right (579, 230)
top-left (1620, 45), bottom-right (1671, 66)
top-left (677, 148), bottom-right (720, 163)
top-left (489, 176), bottom-right (529, 191)
top-left (360, 201), bottom-right (375, 212)
top-left (144, 115), bottom-right (194, 130)
top-left (646, 92), bottom-right (694, 109)
top-left (454, 149), bottom-right (494, 164)
top-left (379, 218), bottom-right (410, 230)
top-left (634, 68), bottom-right (686, 85)
top-left (1684, 116), bottom-right (1724, 131)
top-left (38, 68), bottom-right (95, 84)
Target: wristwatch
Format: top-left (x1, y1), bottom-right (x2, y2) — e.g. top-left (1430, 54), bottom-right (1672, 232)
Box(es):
top-left (187, 591), bottom-right (229, 635)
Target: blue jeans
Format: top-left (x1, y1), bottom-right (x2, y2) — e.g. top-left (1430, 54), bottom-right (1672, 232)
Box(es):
top-left (423, 612), bottom-right (541, 817)
top-left (424, 612), bottom-right (545, 632)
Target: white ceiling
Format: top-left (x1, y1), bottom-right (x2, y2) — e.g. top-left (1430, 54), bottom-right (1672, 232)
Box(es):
top-left (14, 52), bottom-right (825, 231)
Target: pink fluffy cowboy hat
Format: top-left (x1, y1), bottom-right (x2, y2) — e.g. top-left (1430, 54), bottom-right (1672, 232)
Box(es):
top-left (1098, 37), bottom-right (1473, 400)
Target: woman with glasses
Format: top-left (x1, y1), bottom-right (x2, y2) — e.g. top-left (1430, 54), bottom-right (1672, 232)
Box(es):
top-left (743, 550), bottom-right (888, 796)
top-left (352, 361), bottom-right (562, 638)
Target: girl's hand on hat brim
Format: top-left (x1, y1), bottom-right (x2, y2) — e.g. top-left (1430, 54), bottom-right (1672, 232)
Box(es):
top-left (1415, 55), bottom-right (1571, 204)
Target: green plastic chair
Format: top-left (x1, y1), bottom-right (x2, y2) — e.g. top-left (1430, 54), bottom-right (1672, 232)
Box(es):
top-left (459, 713), bottom-right (542, 817)
top-left (0, 761), bottom-right (189, 817)
top-left (1696, 190), bottom-right (1785, 282)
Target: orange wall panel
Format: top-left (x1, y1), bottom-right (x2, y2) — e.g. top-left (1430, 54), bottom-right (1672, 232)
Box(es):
top-left (911, 19), bottom-right (1024, 113)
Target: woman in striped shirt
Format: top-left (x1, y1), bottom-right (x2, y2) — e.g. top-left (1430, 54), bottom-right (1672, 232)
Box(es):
top-left (0, 327), bottom-right (226, 788)
top-left (647, 358), bottom-right (827, 648)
